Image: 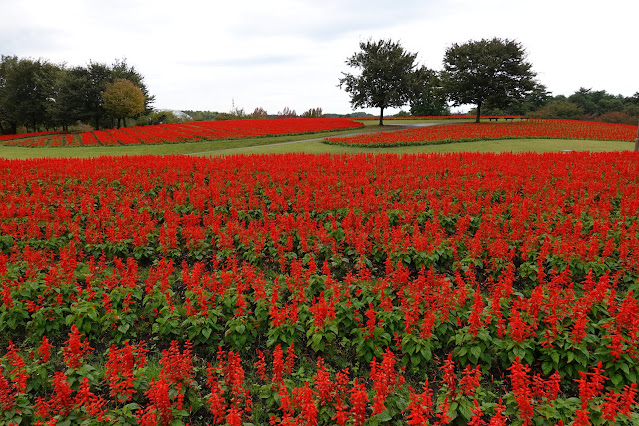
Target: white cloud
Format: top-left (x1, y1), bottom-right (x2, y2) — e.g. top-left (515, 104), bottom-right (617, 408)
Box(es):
top-left (2, 0), bottom-right (638, 114)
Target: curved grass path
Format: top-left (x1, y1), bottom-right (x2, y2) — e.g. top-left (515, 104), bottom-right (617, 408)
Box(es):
top-left (0, 120), bottom-right (634, 159)
top-left (0, 122), bottom-right (435, 159)
top-left (201, 138), bottom-right (636, 156)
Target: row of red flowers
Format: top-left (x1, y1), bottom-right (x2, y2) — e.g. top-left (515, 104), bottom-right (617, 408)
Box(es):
top-left (2, 332), bottom-right (636, 425)
top-left (0, 118), bottom-right (364, 147)
top-left (0, 130), bottom-right (68, 142)
top-left (325, 119), bottom-right (638, 146)
top-left (0, 152), bottom-right (638, 423)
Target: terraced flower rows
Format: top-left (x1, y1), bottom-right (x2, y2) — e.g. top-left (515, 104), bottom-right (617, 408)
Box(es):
top-left (0, 153), bottom-right (638, 424)
top-left (325, 119), bottom-right (638, 147)
top-left (0, 118), bottom-right (364, 147)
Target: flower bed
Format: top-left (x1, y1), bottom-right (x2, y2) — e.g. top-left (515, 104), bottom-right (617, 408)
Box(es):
top-left (325, 119), bottom-right (638, 147)
top-left (0, 153), bottom-right (638, 424)
top-left (1, 118), bottom-right (364, 147)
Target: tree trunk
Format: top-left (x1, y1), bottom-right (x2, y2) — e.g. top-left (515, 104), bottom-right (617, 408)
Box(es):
top-left (123, 117), bottom-right (127, 128)
top-left (10, 122), bottom-right (17, 135)
top-left (379, 107), bottom-right (384, 126)
top-left (635, 118), bottom-right (639, 151)
top-left (117, 118), bottom-right (121, 128)
top-left (475, 102), bottom-right (481, 123)
top-left (95, 116), bottom-right (100, 131)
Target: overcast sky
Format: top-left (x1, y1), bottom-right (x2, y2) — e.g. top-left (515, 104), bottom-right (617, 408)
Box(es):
top-left (2, 0), bottom-right (638, 115)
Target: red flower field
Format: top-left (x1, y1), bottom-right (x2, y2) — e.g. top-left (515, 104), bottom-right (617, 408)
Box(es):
top-left (0, 117), bottom-right (364, 147)
top-left (325, 119), bottom-right (638, 147)
top-left (0, 152), bottom-right (638, 424)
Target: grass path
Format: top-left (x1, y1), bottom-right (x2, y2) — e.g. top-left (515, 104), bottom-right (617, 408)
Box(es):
top-left (0, 122), bottom-right (442, 159)
top-left (0, 120), bottom-right (634, 159)
top-left (202, 138), bottom-right (635, 155)
top-left (186, 122), bottom-right (443, 155)
top-left (0, 125), bottom-right (383, 160)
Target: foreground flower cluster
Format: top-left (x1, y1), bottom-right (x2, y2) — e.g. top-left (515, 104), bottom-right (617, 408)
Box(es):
top-left (1, 118), bottom-right (364, 147)
top-left (0, 153), bottom-right (638, 424)
top-left (325, 120), bottom-right (638, 146)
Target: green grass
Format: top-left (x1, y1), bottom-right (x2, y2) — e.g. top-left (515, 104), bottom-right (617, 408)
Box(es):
top-left (201, 138), bottom-right (636, 156)
top-left (1, 119), bottom-right (634, 159)
top-left (0, 121), bottom-right (453, 160)
top-left (0, 127), bottom-right (380, 160)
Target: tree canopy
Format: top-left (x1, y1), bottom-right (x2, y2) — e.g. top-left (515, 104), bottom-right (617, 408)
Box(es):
top-left (409, 67), bottom-right (450, 116)
top-left (441, 38), bottom-right (538, 123)
top-left (339, 39), bottom-right (422, 125)
top-left (0, 56), bottom-right (57, 133)
top-left (0, 56), bottom-right (152, 133)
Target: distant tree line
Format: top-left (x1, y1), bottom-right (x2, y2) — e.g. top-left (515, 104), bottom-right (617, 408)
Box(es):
top-left (339, 38), bottom-right (639, 125)
top-left (0, 56), bottom-right (153, 134)
top-left (178, 106), bottom-right (326, 122)
top-left (525, 89), bottom-right (639, 124)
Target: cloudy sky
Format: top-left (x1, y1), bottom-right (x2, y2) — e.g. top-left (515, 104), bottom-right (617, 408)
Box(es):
top-left (2, 0), bottom-right (637, 115)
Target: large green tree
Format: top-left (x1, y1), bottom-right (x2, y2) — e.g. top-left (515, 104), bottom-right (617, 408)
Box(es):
top-left (0, 56), bottom-right (58, 133)
top-left (339, 39), bottom-right (422, 125)
top-left (48, 66), bottom-right (87, 131)
top-left (441, 38), bottom-right (538, 123)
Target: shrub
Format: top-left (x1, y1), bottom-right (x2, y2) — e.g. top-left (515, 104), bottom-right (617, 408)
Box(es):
top-left (598, 111), bottom-right (637, 125)
top-left (527, 101), bottom-right (584, 120)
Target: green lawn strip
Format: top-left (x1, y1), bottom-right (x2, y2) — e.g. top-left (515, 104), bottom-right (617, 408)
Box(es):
top-left (203, 138), bottom-right (635, 156)
top-left (323, 134), bottom-right (635, 148)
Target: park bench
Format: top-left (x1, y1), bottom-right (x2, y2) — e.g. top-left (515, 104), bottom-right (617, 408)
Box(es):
top-left (488, 117), bottom-right (516, 122)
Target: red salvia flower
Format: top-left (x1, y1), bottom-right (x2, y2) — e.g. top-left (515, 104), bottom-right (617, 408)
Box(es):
top-left (468, 287), bottom-right (485, 336)
top-left (144, 377), bottom-right (173, 426)
top-left (159, 340), bottom-right (194, 384)
top-left (5, 342), bottom-right (28, 394)
top-left (37, 336), bottom-right (53, 364)
top-left (440, 353), bottom-right (457, 396)
top-left (272, 344), bottom-right (284, 385)
top-left (284, 343), bottom-right (296, 375)
top-left (460, 364), bottom-right (482, 396)
top-left (333, 397), bottom-right (348, 426)
top-left (314, 357), bottom-right (333, 405)
top-left (599, 390), bottom-right (621, 422)
top-left (469, 399), bottom-right (485, 426)
top-left (0, 367), bottom-right (15, 411)
top-left (619, 383), bottom-right (637, 417)
top-left (508, 356), bottom-right (533, 425)
top-left (255, 350), bottom-right (267, 381)
top-left (349, 379), bottom-right (369, 426)
top-left (62, 324), bottom-right (93, 370)
top-left (406, 380), bottom-right (433, 425)
top-left (488, 397), bottom-right (507, 426)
